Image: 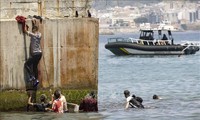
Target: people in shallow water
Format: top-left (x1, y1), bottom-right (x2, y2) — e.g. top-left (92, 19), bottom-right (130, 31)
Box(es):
top-left (79, 91), bottom-right (98, 112)
top-left (124, 90), bottom-right (144, 109)
top-left (50, 89), bottom-right (68, 112)
top-left (28, 94), bottom-right (51, 112)
top-left (51, 90), bottom-right (64, 113)
top-left (51, 89), bottom-right (78, 113)
top-left (153, 94), bottom-right (162, 100)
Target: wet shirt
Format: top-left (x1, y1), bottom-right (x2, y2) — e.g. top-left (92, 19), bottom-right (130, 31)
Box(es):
top-left (79, 98), bottom-right (98, 112)
top-left (27, 31), bottom-right (42, 55)
top-left (60, 95), bottom-right (68, 111)
top-left (126, 96), bottom-right (133, 102)
top-left (52, 99), bottom-right (63, 113)
top-left (33, 103), bottom-right (50, 112)
top-left (126, 96), bottom-right (136, 108)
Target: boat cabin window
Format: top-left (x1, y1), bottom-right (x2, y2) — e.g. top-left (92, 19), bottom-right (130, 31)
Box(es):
top-left (139, 30), bottom-right (154, 40)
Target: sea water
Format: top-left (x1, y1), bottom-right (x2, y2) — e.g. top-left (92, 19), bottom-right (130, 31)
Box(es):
top-left (0, 31), bottom-right (200, 120)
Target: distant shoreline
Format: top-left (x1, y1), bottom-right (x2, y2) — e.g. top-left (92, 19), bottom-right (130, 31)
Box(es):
top-left (99, 28), bottom-right (200, 35)
top-left (99, 22), bottom-right (200, 35)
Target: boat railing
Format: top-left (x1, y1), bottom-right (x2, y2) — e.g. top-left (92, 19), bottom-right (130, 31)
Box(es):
top-left (107, 37), bottom-right (138, 43)
top-left (132, 38), bottom-right (171, 45)
top-left (108, 37), bottom-right (172, 45)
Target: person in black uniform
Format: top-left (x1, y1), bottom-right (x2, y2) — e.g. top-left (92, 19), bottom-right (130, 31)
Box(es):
top-left (162, 34), bottom-right (168, 40)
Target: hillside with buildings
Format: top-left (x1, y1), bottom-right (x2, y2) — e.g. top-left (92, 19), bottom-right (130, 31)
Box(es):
top-left (91, 0), bottom-right (200, 34)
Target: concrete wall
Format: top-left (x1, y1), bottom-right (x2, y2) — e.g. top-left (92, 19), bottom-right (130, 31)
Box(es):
top-left (0, 0), bottom-right (98, 111)
top-left (0, 0), bottom-right (93, 19)
top-left (0, 18), bottom-right (99, 90)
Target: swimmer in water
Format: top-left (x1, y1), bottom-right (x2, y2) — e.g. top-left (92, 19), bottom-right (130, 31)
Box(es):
top-left (124, 90), bottom-right (144, 109)
top-left (28, 94), bottom-right (51, 112)
top-left (153, 94), bottom-right (162, 100)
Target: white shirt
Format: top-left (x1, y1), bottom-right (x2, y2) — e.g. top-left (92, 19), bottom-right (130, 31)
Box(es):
top-left (126, 96), bottom-right (133, 102)
top-left (27, 31), bottom-right (42, 55)
top-left (126, 96), bottom-right (137, 108)
top-left (60, 94), bottom-right (68, 111)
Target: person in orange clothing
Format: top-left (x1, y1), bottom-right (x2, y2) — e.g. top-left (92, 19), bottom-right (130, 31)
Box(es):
top-left (51, 90), bottom-right (64, 113)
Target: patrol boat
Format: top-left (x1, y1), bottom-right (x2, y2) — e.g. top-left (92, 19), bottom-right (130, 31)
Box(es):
top-left (105, 30), bottom-right (199, 56)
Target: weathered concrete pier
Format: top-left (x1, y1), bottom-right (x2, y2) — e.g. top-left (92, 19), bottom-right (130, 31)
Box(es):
top-left (0, 0), bottom-right (98, 111)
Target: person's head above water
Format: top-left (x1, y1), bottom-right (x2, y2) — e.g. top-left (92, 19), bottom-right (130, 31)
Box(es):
top-left (132, 94), bottom-right (136, 98)
top-left (54, 89), bottom-right (61, 99)
top-left (89, 91), bottom-right (95, 98)
top-left (40, 94), bottom-right (47, 102)
top-left (153, 94), bottom-right (160, 100)
top-left (124, 90), bottom-right (130, 98)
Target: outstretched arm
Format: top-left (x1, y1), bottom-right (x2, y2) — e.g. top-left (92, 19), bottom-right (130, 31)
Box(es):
top-left (125, 102), bottom-right (129, 109)
top-left (28, 96), bottom-right (34, 106)
top-left (67, 102), bottom-right (78, 106)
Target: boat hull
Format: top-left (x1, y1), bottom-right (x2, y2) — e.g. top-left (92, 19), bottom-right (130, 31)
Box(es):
top-left (105, 43), bottom-right (199, 56)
